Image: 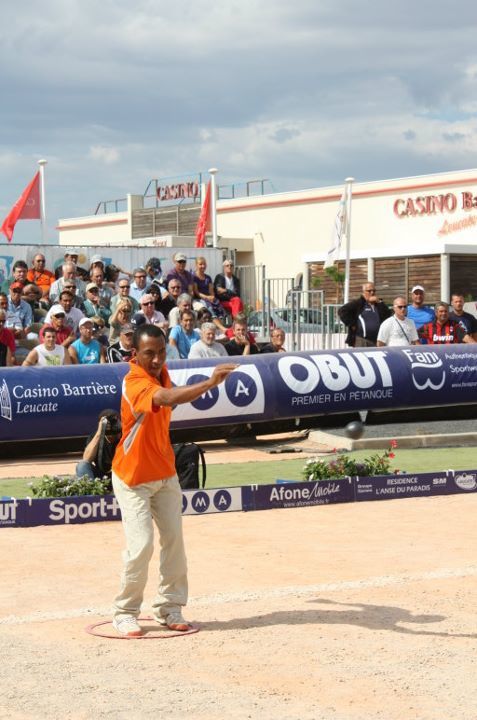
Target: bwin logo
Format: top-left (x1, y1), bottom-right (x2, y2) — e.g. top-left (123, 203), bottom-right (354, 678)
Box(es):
top-left (402, 349), bottom-right (445, 391)
top-left (0, 379), bottom-right (12, 421)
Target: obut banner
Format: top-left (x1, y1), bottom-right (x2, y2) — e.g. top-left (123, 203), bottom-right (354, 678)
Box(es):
top-left (1, 345), bottom-right (477, 442)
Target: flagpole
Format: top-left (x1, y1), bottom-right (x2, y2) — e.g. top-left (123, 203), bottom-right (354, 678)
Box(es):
top-left (208, 167), bottom-right (218, 248)
top-left (38, 159), bottom-right (48, 245)
top-left (343, 176), bottom-right (354, 304)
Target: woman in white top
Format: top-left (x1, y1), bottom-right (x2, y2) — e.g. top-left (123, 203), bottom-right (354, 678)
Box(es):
top-left (22, 326), bottom-right (71, 366)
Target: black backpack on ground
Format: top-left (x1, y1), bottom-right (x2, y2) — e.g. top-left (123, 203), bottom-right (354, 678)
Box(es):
top-left (173, 443), bottom-right (206, 490)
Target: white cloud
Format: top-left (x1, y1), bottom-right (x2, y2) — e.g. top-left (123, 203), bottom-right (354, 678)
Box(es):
top-left (88, 145), bottom-right (120, 165)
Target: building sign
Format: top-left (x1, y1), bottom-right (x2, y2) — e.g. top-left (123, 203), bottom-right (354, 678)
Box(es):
top-left (156, 181), bottom-right (199, 202)
top-left (392, 189), bottom-right (477, 238)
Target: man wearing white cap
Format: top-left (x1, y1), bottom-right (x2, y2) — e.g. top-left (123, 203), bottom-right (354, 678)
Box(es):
top-left (69, 318), bottom-right (106, 364)
top-left (407, 285), bottom-right (434, 331)
top-left (165, 253), bottom-right (194, 295)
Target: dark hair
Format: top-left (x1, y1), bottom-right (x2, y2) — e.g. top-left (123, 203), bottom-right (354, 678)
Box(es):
top-left (133, 324), bottom-right (166, 349)
top-left (197, 307), bottom-right (212, 322)
top-left (13, 260), bottom-right (28, 271)
top-left (104, 264), bottom-right (119, 282)
top-left (98, 408), bottom-right (121, 435)
top-left (179, 309), bottom-right (194, 321)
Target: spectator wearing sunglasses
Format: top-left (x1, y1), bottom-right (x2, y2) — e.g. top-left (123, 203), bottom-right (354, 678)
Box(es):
top-left (165, 253), bottom-right (194, 296)
top-left (110, 279), bottom-right (140, 314)
top-left (338, 281), bottom-right (391, 347)
top-left (377, 297), bottom-right (419, 347)
top-left (135, 294), bottom-right (168, 331)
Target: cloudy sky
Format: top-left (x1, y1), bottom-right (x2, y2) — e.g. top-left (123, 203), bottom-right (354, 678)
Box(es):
top-left (2, 0), bottom-right (477, 244)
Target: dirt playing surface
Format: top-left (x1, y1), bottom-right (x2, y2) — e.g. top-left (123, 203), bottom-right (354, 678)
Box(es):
top-left (1, 490), bottom-right (477, 720)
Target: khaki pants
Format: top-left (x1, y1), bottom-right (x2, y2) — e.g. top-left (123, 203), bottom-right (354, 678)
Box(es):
top-left (112, 472), bottom-right (188, 621)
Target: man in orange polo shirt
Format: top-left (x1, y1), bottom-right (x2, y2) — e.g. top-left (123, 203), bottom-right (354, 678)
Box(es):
top-left (111, 324), bottom-right (237, 637)
top-left (26, 253), bottom-right (55, 298)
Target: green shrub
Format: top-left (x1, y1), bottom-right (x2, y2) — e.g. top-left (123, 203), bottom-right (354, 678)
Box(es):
top-left (303, 441), bottom-right (398, 481)
top-left (30, 474), bottom-right (112, 498)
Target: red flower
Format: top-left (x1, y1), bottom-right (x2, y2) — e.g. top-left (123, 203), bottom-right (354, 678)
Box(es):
top-left (390, 439), bottom-right (398, 448)
top-left (389, 452), bottom-right (395, 459)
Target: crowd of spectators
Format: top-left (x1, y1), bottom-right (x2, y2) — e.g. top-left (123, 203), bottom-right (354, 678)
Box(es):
top-left (339, 282), bottom-right (477, 347)
top-left (0, 251), bottom-right (282, 367)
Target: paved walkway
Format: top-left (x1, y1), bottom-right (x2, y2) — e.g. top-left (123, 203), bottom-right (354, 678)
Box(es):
top-left (0, 432), bottom-right (333, 480)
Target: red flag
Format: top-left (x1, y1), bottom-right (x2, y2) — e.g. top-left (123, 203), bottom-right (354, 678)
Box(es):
top-left (195, 180), bottom-right (211, 248)
top-left (1, 171), bottom-right (41, 242)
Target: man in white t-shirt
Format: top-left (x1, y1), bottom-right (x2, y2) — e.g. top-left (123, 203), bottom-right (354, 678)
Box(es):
top-left (377, 296), bottom-right (419, 347)
top-left (22, 326), bottom-right (71, 366)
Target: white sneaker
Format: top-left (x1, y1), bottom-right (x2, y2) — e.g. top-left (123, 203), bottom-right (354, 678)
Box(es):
top-left (156, 611), bottom-right (191, 631)
top-left (112, 615), bottom-right (143, 637)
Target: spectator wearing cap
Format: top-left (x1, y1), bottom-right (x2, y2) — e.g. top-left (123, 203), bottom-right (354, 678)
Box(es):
top-left (109, 298), bottom-right (134, 342)
top-left (168, 309), bottom-right (200, 359)
top-left (214, 259), bottom-right (244, 318)
top-left (110, 279), bottom-right (140, 314)
top-left (188, 322), bottom-right (228, 359)
top-left (338, 281), bottom-right (391, 347)
top-left (106, 324), bottom-right (136, 363)
top-left (449, 293), bottom-right (477, 340)
top-left (1, 260), bottom-right (28, 294)
top-left (165, 253), bottom-right (194, 296)
top-left (50, 261), bottom-right (86, 303)
top-left (419, 301), bottom-right (475, 345)
top-left (129, 267), bottom-right (148, 303)
top-left (27, 254), bottom-right (55, 298)
top-left (44, 291), bottom-right (84, 333)
top-left (407, 285), bottom-right (434, 331)
top-left (23, 326), bottom-right (71, 366)
top-left (6, 282), bottom-right (33, 340)
top-left (69, 318), bottom-right (106, 364)
top-left (54, 250), bottom-right (86, 279)
top-left (90, 254), bottom-right (104, 271)
top-left (83, 282), bottom-right (112, 325)
top-left (137, 293), bottom-right (168, 331)
top-left (90, 267), bottom-right (113, 307)
top-left (0, 309), bottom-right (15, 366)
top-left (40, 306), bottom-right (76, 347)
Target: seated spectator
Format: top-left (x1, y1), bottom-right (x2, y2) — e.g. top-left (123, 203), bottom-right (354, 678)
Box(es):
top-left (90, 266), bottom-right (113, 307)
top-left (91, 316), bottom-right (109, 347)
top-left (168, 293), bottom-right (193, 328)
top-left (83, 283), bottom-right (112, 325)
top-left (377, 297), bottom-right (419, 347)
top-left (40, 306), bottom-right (76, 347)
top-left (106, 324), bottom-right (136, 363)
top-left (110, 278), bottom-right (140, 314)
top-left (165, 252), bottom-right (194, 295)
top-left (145, 257), bottom-right (165, 287)
top-left (23, 326), bottom-right (71, 366)
top-left (44, 290), bottom-right (84, 333)
top-left (69, 318), bottom-right (106, 364)
top-left (168, 309), bottom-right (200, 359)
top-left (60, 280), bottom-right (85, 311)
top-left (225, 318), bottom-right (259, 356)
top-left (1, 260), bottom-right (28, 294)
top-left (129, 267), bottom-right (148, 303)
top-left (54, 249), bottom-right (88, 280)
top-left (50, 261), bottom-right (86, 303)
top-left (224, 313), bottom-right (256, 345)
top-left (22, 283), bottom-right (46, 322)
top-left (27, 253), bottom-right (55, 298)
top-left (449, 293), bottom-right (477, 340)
top-left (109, 299), bottom-right (133, 342)
top-left (193, 256), bottom-right (227, 332)
top-left (0, 309), bottom-right (15, 366)
top-left (76, 410), bottom-right (121, 481)
top-left (157, 278), bottom-right (181, 318)
top-left (407, 285), bottom-right (434, 332)
top-left (260, 328), bottom-right (287, 353)
top-left (214, 259), bottom-right (244, 318)
top-left (6, 282), bottom-right (33, 341)
top-left (189, 322), bottom-right (228, 359)
top-left (136, 293), bottom-right (168, 331)
top-left (419, 302), bottom-right (475, 345)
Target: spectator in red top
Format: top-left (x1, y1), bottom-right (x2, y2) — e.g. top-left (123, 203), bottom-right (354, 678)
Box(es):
top-left (40, 307), bottom-right (76, 347)
top-left (419, 302), bottom-right (475, 345)
top-left (27, 254), bottom-right (55, 298)
top-left (214, 259), bottom-right (244, 318)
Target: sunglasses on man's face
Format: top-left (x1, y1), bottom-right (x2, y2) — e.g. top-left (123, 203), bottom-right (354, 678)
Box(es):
top-left (142, 301), bottom-right (155, 306)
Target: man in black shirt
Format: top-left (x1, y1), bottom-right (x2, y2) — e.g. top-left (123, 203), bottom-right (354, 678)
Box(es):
top-left (76, 410), bottom-right (121, 481)
top-left (225, 319), bottom-right (259, 356)
top-left (339, 281), bottom-right (391, 347)
top-left (107, 324), bottom-right (136, 363)
top-left (449, 293), bottom-right (477, 340)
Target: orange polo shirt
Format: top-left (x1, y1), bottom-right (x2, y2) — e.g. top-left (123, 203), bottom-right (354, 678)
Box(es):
top-left (26, 268), bottom-right (55, 295)
top-left (112, 361), bottom-right (176, 487)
